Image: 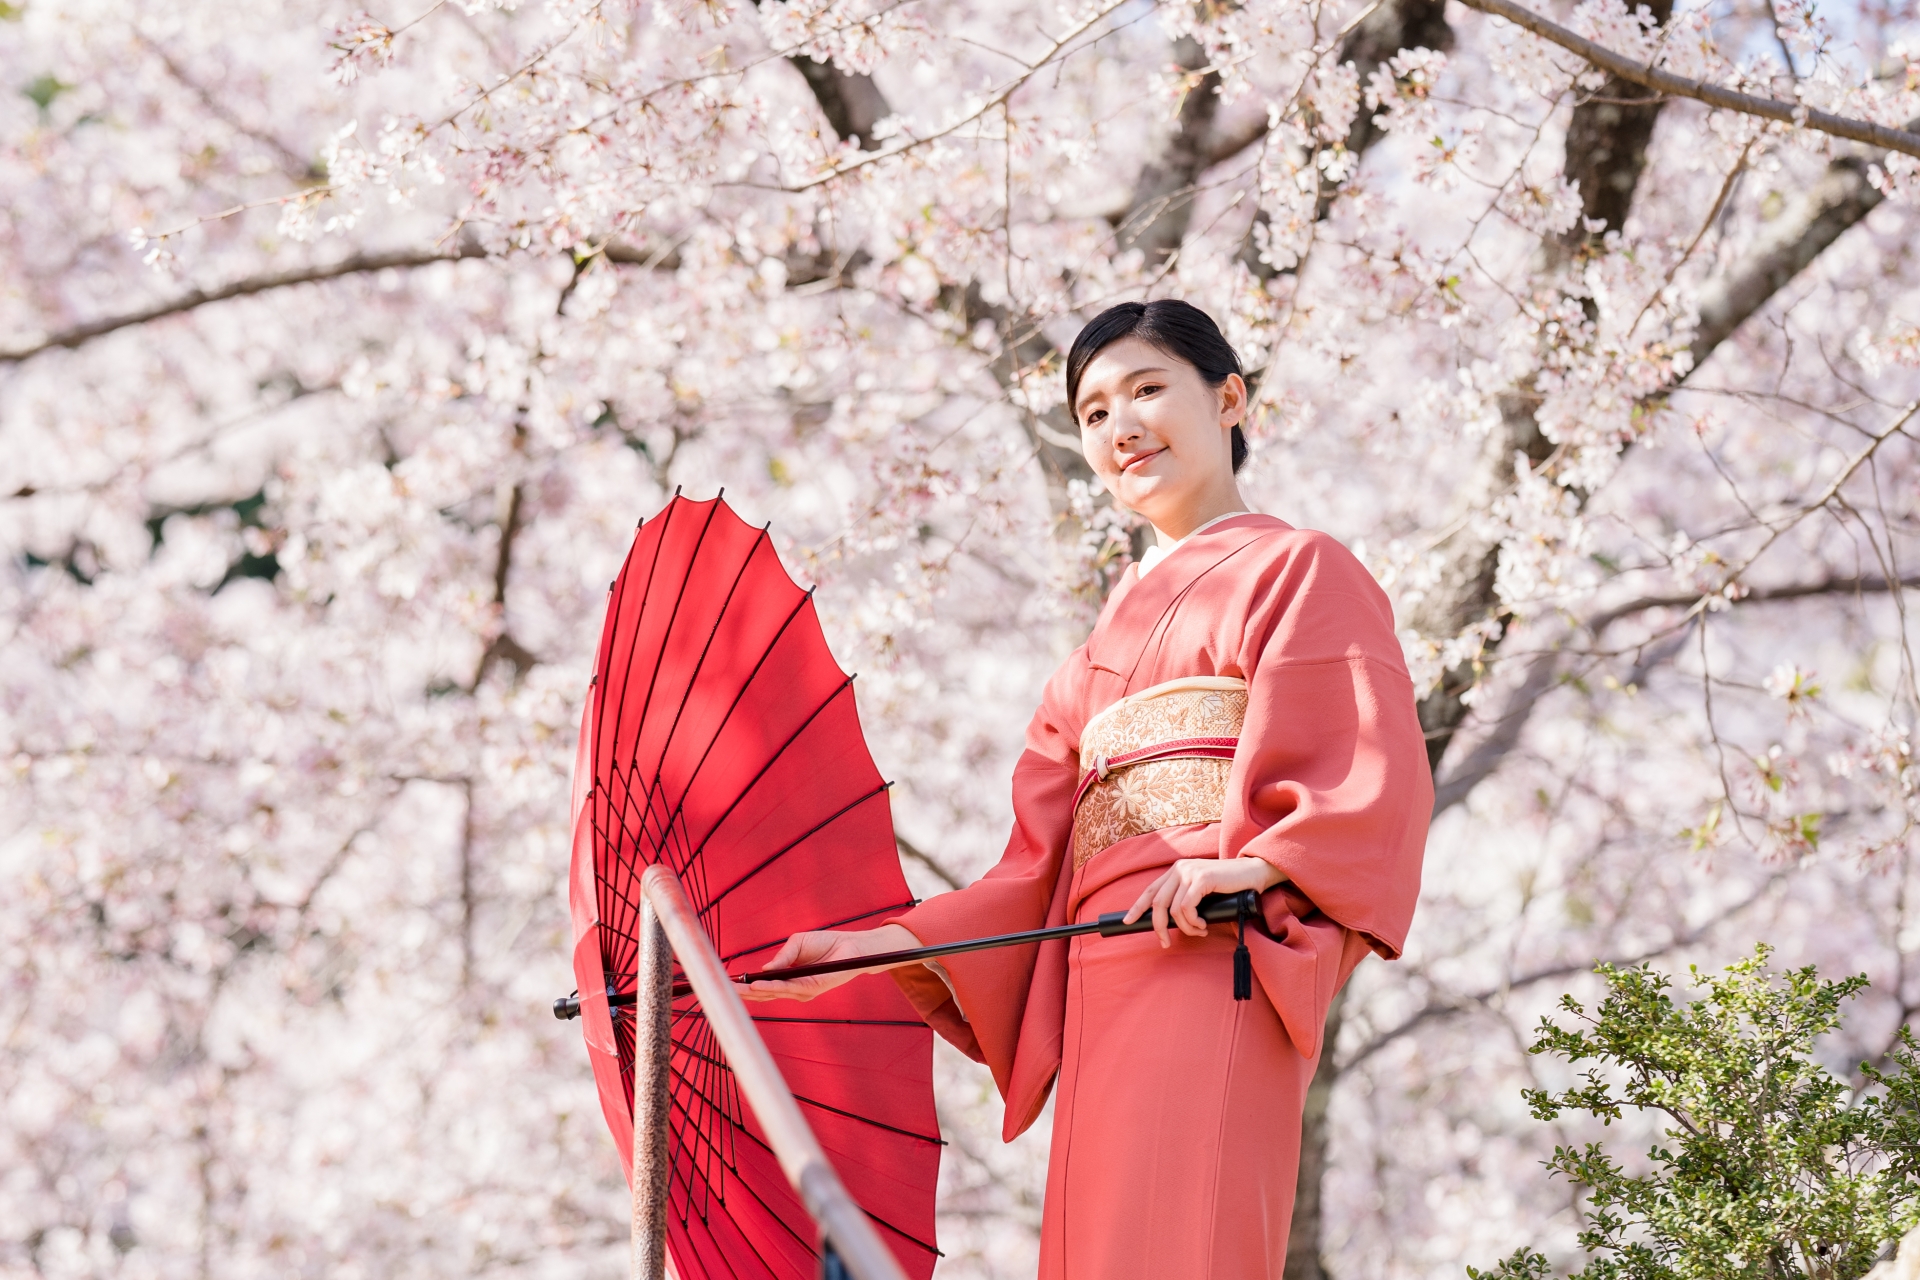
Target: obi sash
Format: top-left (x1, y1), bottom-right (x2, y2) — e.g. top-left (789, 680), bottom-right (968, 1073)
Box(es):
top-left (1070, 676), bottom-right (1247, 866)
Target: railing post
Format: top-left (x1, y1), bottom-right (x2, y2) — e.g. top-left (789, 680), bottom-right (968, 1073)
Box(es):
top-left (632, 900), bottom-right (674, 1280)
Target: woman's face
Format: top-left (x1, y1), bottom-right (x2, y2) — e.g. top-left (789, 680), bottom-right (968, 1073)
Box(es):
top-left (1074, 336), bottom-right (1247, 536)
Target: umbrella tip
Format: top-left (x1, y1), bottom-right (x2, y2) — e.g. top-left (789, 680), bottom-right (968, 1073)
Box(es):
top-left (674, 484), bottom-right (682, 496)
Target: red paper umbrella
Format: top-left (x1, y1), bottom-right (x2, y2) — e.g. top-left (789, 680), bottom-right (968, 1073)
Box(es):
top-left (562, 494), bottom-right (941, 1280)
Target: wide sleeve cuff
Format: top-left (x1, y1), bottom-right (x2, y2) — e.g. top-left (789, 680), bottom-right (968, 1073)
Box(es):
top-left (889, 962), bottom-right (984, 1062)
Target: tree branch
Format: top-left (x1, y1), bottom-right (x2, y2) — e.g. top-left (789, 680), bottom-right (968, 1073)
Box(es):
top-left (791, 56), bottom-right (891, 148)
top-left (1115, 38), bottom-right (1225, 264)
top-left (1455, 0), bottom-right (1920, 159)
top-left (1342, 873), bottom-right (1787, 1070)
top-left (472, 480), bottom-right (537, 689)
top-left (1431, 646), bottom-right (1563, 814)
top-left (1431, 574), bottom-right (1920, 816)
top-left (1586, 572), bottom-right (1920, 637)
top-left (0, 245), bottom-right (489, 364)
top-left (894, 832), bottom-right (964, 891)
top-left (1690, 152), bottom-right (1894, 361)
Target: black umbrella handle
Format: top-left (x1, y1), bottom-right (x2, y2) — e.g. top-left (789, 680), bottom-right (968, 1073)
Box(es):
top-left (553, 891), bottom-right (1259, 1019)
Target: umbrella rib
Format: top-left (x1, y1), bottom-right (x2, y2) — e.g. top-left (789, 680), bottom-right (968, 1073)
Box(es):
top-left (595, 500), bottom-right (680, 972)
top-left (606, 501), bottom-right (719, 968)
top-left (720, 898), bottom-right (919, 964)
top-left (671, 1038), bottom-right (942, 1146)
top-left (677, 1017), bottom-right (737, 1221)
top-left (663, 1096), bottom-right (817, 1269)
top-left (862, 1209), bottom-right (943, 1258)
top-left (666, 1032), bottom-right (830, 1269)
top-left (605, 764), bottom-right (704, 916)
top-left (667, 1050), bottom-right (946, 1259)
top-left (666, 1046), bottom-right (944, 1261)
top-left (624, 498), bottom-right (724, 795)
top-left (640, 587), bottom-right (820, 886)
top-left (789, 1093), bottom-right (944, 1147)
top-left (662, 1087), bottom-right (813, 1272)
top-left (638, 521), bottom-right (768, 836)
top-left (749, 1016), bottom-right (928, 1027)
top-left (679, 674), bottom-right (855, 897)
top-left (700, 779), bottom-right (891, 914)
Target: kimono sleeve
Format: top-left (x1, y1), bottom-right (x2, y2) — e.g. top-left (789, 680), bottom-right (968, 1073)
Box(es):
top-left (1223, 532), bottom-right (1431, 960)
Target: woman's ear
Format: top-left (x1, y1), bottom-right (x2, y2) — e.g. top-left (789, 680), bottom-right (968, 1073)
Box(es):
top-left (1218, 373), bottom-right (1248, 428)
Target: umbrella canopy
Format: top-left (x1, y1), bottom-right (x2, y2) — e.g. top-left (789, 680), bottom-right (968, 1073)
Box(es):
top-left (566, 494), bottom-right (941, 1279)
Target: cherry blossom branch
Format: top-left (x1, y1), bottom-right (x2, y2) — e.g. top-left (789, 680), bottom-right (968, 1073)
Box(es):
top-left (0, 237), bottom-right (725, 365)
top-left (0, 245), bottom-right (488, 364)
top-left (1691, 152), bottom-right (1892, 361)
top-left (1585, 570), bottom-right (1920, 637)
top-left (781, 0), bottom-right (1133, 193)
top-left (1456, 0), bottom-right (1920, 158)
top-left (1342, 871), bottom-right (1789, 1070)
top-left (1705, 400), bottom-right (1920, 601)
top-left (1433, 573), bottom-right (1920, 815)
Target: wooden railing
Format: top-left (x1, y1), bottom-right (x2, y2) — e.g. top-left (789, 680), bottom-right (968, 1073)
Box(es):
top-left (631, 865), bottom-right (911, 1280)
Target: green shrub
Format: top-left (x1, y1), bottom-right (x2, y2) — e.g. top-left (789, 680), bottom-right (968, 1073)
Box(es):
top-left (1469, 946), bottom-right (1919, 1280)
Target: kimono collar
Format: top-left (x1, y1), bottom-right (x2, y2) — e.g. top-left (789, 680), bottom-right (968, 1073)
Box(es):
top-left (1085, 512), bottom-right (1290, 682)
top-left (1136, 510), bottom-right (1252, 578)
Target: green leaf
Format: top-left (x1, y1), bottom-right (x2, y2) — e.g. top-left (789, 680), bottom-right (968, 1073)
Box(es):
top-left (23, 72), bottom-right (70, 112)
top-left (1471, 947), bottom-right (1918, 1280)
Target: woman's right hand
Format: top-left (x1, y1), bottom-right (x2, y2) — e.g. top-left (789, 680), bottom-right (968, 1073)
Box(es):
top-left (738, 923), bottom-right (922, 1003)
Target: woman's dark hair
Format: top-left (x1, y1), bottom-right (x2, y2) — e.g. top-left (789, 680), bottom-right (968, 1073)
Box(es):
top-left (1064, 299), bottom-right (1249, 472)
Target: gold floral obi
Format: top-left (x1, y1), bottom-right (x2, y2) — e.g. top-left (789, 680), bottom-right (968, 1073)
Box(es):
top-left (1070, 677), bottom-right (1247, 866)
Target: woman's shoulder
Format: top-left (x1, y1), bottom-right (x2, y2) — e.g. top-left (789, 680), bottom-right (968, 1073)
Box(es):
top-left (1209, 516), bottom-right (1372, 581)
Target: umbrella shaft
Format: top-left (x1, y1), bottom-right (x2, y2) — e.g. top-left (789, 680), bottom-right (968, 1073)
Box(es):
top-left (551, 891), bottom-right (1258, 1016)
top-left (733, 890), bottom-right (1257, 987)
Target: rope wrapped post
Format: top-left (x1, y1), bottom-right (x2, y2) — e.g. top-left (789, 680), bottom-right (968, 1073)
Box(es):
top-left (639, 865), bottom-right (910, 1280)
top-left (632, 900), bottom-right (674, 1280)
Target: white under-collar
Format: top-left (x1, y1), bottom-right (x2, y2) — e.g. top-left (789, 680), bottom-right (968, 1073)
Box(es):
top-left (1135, 511), bottom-right (1249, 578)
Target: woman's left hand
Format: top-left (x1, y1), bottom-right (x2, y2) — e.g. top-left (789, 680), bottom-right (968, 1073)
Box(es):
top-left (1123, 857), bottom-right (1285, 948)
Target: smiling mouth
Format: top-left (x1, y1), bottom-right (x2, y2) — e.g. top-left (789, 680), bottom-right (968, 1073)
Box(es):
top-left (1121, 448), bottom-right (1164, 473)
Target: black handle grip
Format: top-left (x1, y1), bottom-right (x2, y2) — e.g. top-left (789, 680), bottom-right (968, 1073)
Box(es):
top-left (1095, 889), bottom-right (1257, 936)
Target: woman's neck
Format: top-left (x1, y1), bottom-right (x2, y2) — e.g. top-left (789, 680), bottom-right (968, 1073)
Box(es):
top-left (1151, 495), bottom-right (1251, 547)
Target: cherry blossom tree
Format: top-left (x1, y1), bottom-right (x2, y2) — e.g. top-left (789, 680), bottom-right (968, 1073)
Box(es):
top-left (2, 0), bottom-right (1918, 1275)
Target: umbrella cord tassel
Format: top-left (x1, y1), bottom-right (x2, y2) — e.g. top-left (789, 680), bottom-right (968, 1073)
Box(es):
top-left (1232, 898), bottom-right (1253, 1002)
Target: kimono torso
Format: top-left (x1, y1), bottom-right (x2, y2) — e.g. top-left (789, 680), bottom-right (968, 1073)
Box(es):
top-left (885, 514), bottom-right (1432, 1278)
top-left (890, 513), bottom-right (1432, 1135)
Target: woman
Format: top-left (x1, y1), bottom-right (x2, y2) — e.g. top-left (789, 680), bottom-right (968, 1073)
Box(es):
top-left (746, 300), bottom-right (1431, 1278)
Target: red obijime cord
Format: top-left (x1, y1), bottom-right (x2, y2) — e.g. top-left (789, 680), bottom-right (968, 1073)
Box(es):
top-left (1070, 734), bottom-right (1255, 1001)
top-left (1068, 735), bottom-right (1240, 813)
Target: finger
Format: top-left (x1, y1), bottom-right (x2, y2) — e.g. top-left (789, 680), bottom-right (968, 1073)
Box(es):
top-left (1171, 872), bottom-right (1211, 936)
top-left (741, 974), bottom-right (834, 1003)
top-left (1152, 878), bottom-right (1176, 948)
top-left (1124, 871), bottom-right (1171, 925)
top-left (765, 936), bottom-right (805, 970)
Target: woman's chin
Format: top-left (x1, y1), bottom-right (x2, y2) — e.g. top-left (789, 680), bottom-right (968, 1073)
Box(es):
top-left (1114, 473), bottom-right (1182, 516)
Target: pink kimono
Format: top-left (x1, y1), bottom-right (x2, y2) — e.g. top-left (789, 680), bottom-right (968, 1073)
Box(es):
top-left (888, 514), bottom-right (1431, 1278)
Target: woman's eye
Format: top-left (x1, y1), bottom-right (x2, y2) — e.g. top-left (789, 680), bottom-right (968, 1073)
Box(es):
top-left (1085, 410), bottom-right (1105, 426)
top-left (1137, 384), bottom-right (1162, 398)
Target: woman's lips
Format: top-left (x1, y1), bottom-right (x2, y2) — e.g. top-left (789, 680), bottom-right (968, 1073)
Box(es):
top-left (1120, 447), bottom-right (1165, 473)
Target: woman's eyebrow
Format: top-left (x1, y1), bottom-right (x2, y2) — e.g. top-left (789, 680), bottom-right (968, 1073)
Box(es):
top-left (1123, 366), bottom-right (1172, 380)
